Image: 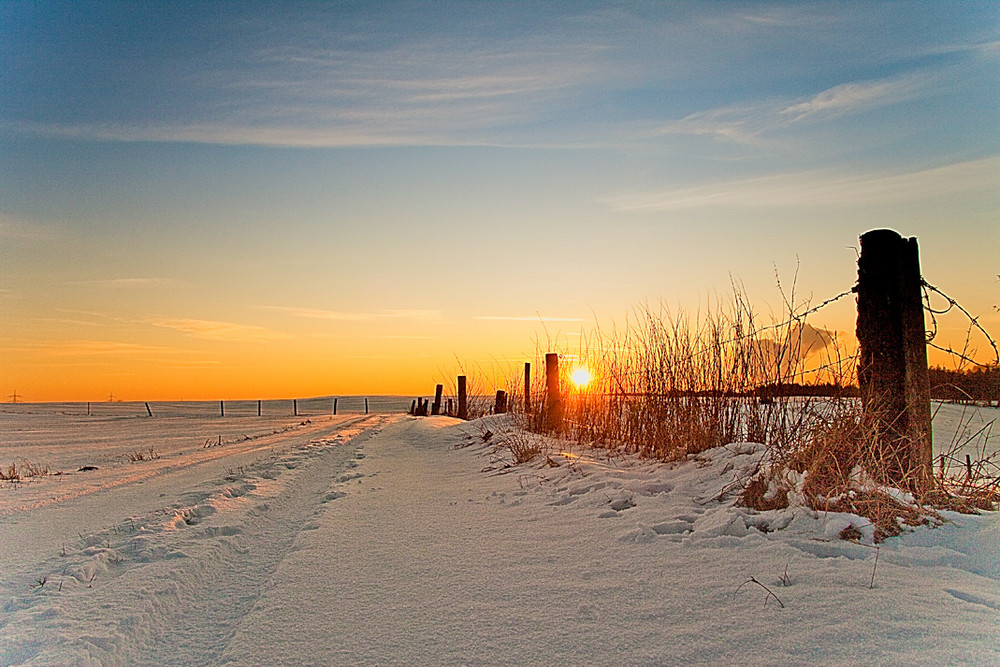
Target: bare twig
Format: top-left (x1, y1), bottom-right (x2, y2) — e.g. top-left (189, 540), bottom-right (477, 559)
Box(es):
top-left (735, 576), bottom-right (785, 608)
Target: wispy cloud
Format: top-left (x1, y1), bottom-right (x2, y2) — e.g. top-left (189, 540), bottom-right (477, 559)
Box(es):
top-left (147, 317), bottom-right (290, 343)
top-left (269, 306), bottom-right (442, 322)
top-left (474, 315), bottom-right (584, 323)
top-left (780, 73), bottom-right (932, 122)
top-left (66, 278), bottom-right (185, 288)
top-left (606, 156), bottom-right (1000, 211)
top-left (11, 31), bottom-right (607, 148)
top-left (655, 70), bottom-right (936, 145)
top-left (27, 340), bottom-right (193, 357)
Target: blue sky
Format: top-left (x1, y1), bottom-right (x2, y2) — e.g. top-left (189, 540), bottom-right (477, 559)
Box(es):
top-left (2, 1), bottom-right (998, 399)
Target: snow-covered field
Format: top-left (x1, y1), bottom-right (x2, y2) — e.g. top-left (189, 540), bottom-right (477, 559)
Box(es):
top-left (1, 404), bottom-right (998, 665)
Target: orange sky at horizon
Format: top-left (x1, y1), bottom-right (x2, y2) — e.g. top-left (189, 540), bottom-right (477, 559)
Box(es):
top-left (3, 3), bottom-right (997, 403)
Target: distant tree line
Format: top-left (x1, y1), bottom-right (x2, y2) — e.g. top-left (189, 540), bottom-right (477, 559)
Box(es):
top-left (928, 366), bottom-right (1000, 406)
top-left (610, 369), bottom-right (999, 406)
top-left (752, 367), bottom-right (1000, 406)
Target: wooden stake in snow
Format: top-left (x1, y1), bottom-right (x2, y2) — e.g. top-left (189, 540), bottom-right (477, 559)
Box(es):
top-left (457, 375), bottom-right (468, 420)
top-left (856, 229), bottom-right (933, 492)
top-left (494, 390), bottom-right (507, 414)
top-left (432, 384), bottom-right (443, 415)
top-left (524, 362), bottom-right (531, 414)
top-left (544, 353), bottom-right (562, 432)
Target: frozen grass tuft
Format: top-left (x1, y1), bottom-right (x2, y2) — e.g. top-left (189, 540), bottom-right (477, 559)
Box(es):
top-left (0, 459), bottom-right (51, 484)
top-left (126, 446), bottom-right (160, 463)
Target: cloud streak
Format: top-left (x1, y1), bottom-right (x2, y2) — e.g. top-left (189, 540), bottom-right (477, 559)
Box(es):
top-left (147, 317), bottom-right (290, 343)
top-left (606, 156), bottom-right (1000, 212)
top-left (268, 307), bottom-right (442, 322)
top-left (66, 278), bottom-right (184, 288)
top-left (655, 70), bottom-right (937, 145)
top-left (474, 315), bottom-right (585, 323)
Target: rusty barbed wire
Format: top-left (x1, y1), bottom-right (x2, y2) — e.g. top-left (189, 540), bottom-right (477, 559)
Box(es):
top-left (922, 281), bottom-right (999, 368)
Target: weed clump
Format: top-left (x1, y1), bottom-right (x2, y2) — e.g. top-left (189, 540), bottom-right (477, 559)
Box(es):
top-left (126, 447), bottom-right (160, 463)
top-left (0, 459), bottom-right (51, 484)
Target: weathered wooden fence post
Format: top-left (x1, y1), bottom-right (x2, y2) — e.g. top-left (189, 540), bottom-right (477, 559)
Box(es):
top-left (447, 398), bottom-right (454, 416)
top-left (524, 362), bottom-right (531, 413)
top-left (432, 384), bottom-right (443, 415)
top-left (258, 399), bottom-right (262, 417)
top-left (220, 400), bottom-right (225, 417)
top-left (333, 397), bottom-right (338, 415)
top-left (144, 402), bottom-right (153, 417)
top-left (856, 229), bottom-right (933, 493)
top-left (457, 375), bottom-right (468, 420)
top-left (365, 398), bottom-right (369, 414)
top-left (494, 390), bottom-right (507, 414)
top-left (293, 399), bottom-right (298, 416)
top-left (544, 353), bottom-right (562, 431)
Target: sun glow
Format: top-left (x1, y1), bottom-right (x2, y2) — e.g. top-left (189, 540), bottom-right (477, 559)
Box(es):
top-left (570, 366), bottom-right (592, 389)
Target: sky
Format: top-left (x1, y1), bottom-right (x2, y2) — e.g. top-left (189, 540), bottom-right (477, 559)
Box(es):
top-left (1, 1), bottom-right (998, 401)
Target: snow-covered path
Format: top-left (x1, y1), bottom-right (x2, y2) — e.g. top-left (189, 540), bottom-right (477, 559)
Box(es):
top-left (2, 412), bottom-right (1000, 665)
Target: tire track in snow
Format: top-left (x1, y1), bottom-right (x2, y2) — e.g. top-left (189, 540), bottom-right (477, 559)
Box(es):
top-left (137, 414), bottom-right (395, 665)
top-left (0, 415), bottom-right (394, 665)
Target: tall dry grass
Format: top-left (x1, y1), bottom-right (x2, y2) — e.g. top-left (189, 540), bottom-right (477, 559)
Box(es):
top-left (477, 281), bottom-right (997, 537)
top-left (511, 285), bottom-right (858, 463)
top-left (496, 284), bottom-right (1000, 539)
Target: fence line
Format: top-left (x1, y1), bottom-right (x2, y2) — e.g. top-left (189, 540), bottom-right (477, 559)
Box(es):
top-left (0, 396), bottom-right (412, 418)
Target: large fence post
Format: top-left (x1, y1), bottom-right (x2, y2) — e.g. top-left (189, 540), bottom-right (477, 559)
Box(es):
top-left (544, 353), bottom-right (562, 431)
top-left (856, 229), bottom-right (932, 493)
top-left (457, 376), bottom-right (468, 420)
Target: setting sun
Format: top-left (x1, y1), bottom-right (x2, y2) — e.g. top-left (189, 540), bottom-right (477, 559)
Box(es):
top-left (570, 366), bottom-right (592, 389)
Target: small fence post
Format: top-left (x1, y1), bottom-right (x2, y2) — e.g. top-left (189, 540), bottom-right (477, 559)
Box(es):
top-left (220, 400), bottom-right (225, 417)
top-left (333, 397), bottom-right (338, 415)
top-left (524, 362), bottom-right (531, 413)
top-left (494, 390), bottom-right (507, 414)
top-left (856, 229), bottom-right (933, 493)
top-left (293, 399), bottom-right (298, 416)
top-left (457, 375), bottom-right (468, 420)
top-left (447, 398), bottom-right (453, 416)
top-left (544, 353), bottom-right (562, 431)
top-left (432, 384), bottom-right (443, 415)
top-left (258, 399), bottom-right (262, 417)
top-left (144, 402), bottom-right (153, 417)
top-left (365, 398), bottom-right (369, 414)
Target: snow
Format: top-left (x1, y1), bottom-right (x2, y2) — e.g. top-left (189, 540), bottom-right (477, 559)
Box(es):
top-left (1, 406), bottom-right (999, 665)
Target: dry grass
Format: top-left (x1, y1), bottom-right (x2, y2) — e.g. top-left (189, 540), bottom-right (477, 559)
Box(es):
top-left (0, 459), bottom-right (51, 484)
top-left (126, 446), bottom-right (160, 463)
top-left (514, 284), bottom-right (856, 461)
top-left (495, 281), bottom-right (995, 541)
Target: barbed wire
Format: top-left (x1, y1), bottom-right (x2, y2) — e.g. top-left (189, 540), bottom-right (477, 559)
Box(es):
top-left (922, 281), bottom-right (1000, 368)
top-left (553, 277), bottom-right (996, 390)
